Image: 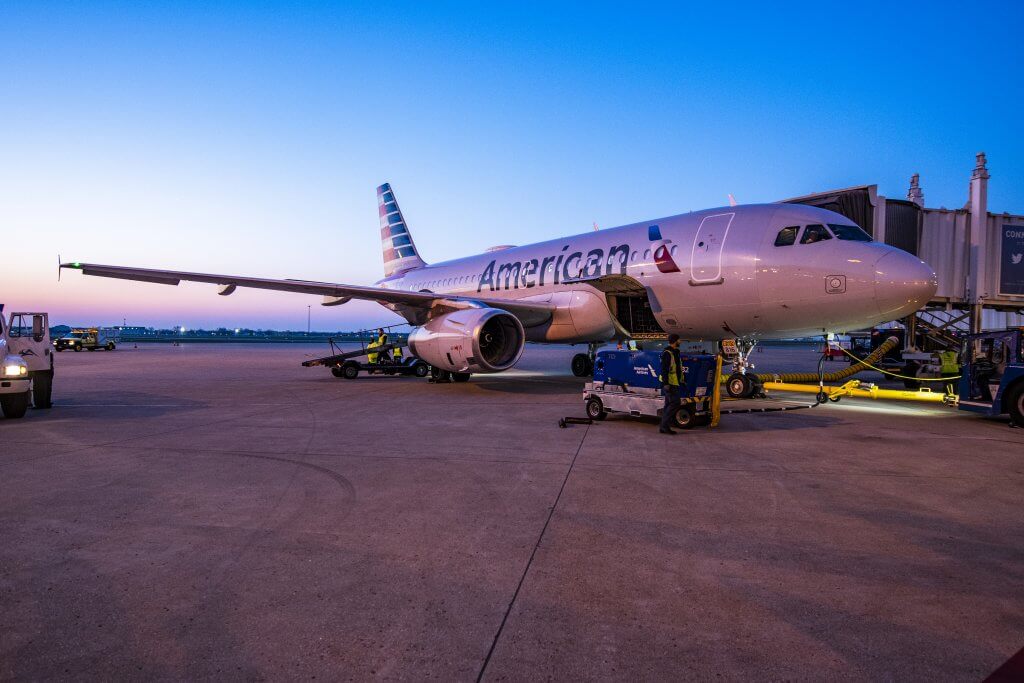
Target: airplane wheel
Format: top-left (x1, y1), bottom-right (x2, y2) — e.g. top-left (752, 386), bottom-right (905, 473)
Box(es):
top-left (725, 372), bottom-right (753, 398)
top-left (673, 404), bottom-right (698, 430)
top-left (342, 362), bottom-right (359, 379)
top-left (1007, 383), bottom-right (1024, 427)
top-left (1, 392), bottom-right (30, 419)
top-left (453, 372), bottom-right (471, 383)
top-left (585, 397), bottom-right (607, 421)
top-left (413, 362), bottom-right (429, 378)
top-left (571, 353), bottom-right (591, 377)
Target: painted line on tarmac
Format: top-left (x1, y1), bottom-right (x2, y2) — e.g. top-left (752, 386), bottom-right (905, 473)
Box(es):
top-left (476, 422), bottom-right (590, 681)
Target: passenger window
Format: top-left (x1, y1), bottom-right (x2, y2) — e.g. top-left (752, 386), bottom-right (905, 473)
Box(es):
top-left (800, 224), bottom-right (832, 244)
top-left (774, 226), bottom-right (799, 246)
top-left (828, 223), bottom-right (872, 242)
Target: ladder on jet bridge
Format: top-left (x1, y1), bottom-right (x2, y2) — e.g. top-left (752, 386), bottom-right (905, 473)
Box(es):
top-left (907, 308), bottom-right (971, 353)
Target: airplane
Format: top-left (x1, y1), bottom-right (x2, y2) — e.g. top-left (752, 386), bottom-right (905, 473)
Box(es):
top-left (62, 182), bottom-right (937, 393)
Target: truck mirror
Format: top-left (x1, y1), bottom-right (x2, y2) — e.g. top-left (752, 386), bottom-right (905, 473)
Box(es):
top-left (32, 315), bottom-right (44, 342)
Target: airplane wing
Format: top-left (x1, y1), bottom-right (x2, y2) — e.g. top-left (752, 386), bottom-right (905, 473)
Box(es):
top-left (60, 262), bottom-right (555, 327)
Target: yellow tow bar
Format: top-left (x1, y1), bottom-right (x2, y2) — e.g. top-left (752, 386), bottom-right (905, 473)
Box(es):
top-left (762, 379), bottom-right (953, 404)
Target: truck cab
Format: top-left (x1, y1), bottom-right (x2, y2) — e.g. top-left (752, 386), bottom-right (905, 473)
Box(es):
top-left (0, 308), bottom-right (54, 418)
top-left (958, 328), bottom-right (1024, 426)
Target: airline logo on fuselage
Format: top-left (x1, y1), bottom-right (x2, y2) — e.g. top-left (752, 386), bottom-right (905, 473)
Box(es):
top-left (477, 242), bottom-right (633, 292)
top-left (648, 225), bottom-right (680, 274)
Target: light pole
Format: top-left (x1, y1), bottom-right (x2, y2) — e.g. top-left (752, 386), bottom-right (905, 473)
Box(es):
top-left (307, 305), bottom-right (311, 335)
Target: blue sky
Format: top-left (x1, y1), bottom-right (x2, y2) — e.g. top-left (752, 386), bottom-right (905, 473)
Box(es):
top-left (2, 1), bottom-right (1022, 329)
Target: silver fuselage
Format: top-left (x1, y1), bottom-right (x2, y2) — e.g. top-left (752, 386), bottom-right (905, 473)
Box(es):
top-left (377, 203), bottom-right (937, 342)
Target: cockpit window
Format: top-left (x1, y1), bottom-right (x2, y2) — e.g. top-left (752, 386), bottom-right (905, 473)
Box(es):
top-left (774, 226), bottom-right (799, 246)
top-left (828, 223), bottom-right (872, 242)
top-left (800, 224), bottom-right (832, 244)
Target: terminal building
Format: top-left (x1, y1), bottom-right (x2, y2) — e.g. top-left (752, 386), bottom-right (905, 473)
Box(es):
top-left (785, 152), bottom-right (1024, 351)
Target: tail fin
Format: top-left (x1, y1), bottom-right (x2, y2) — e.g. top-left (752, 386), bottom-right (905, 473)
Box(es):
top-left (378, 183), bottom-right (426, 277)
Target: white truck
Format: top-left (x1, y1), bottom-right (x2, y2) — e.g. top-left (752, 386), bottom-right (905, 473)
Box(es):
top-left (0, 308), bottom-right (54, 419)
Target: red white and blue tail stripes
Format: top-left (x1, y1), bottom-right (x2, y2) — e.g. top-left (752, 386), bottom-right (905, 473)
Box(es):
top-left (378, 183), bottom-right (426, 277)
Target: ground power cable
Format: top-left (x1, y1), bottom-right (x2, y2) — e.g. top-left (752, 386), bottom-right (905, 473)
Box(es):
top-left (475, 423), bottom-right (591, 682)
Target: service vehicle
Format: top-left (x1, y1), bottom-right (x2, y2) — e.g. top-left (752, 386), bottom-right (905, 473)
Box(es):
top-left (957, 327), bottom-right (1024, 426)
top-left (0, 307), bottom-right (54, 419)
top-left (302, 332), bottom-right (430, 380)
top-left (333, 354), bottom-right (430, 380)
top-left (581, 349), bottom-right (720, 429)
top-left (54, 327), bottom-right (118, 352)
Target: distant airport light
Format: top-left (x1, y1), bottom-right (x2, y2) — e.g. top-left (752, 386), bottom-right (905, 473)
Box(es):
top-left (179, 326), bottom-right (186, 333)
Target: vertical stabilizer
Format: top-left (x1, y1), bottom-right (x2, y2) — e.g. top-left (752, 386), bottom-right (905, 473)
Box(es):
top-left (378, 183), bottom-right (426, 277)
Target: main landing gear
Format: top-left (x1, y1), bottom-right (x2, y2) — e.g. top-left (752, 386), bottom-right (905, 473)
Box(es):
top-left (724, 339), bottom-right (765, 399)
top-left (430, 367), bottom-right (471, 383)
top-left (571, 342), bottom-right (601, 377)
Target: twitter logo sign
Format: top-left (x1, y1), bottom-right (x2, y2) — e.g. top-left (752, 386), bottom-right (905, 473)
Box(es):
top-left (1001, 225), bottom-right (1024, 295)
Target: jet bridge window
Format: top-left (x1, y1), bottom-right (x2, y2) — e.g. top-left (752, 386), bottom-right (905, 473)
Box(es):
top-left (827, 223), bottom-right (872, 242)
top-left (799, 224), bottom-right (832, 244)
top-left (774, 226), bottom-right (799, 246)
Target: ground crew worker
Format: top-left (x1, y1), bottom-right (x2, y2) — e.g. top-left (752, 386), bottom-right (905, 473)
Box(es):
top-left (659, 334), bottom-right (685, 435)
top-left (627, 339), bottom-right (638, 351)
top-left (938, 349), bottom-right (959, 394)
top-left (375, 328), bottom-right (388, 364)
top-left (366, 337), bottom-right (379, 364)
top-left (393, 343), bottom-right (403, 360)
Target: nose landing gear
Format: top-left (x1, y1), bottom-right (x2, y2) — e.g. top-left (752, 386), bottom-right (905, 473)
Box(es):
top-left (571, 342), bottom-right (602, 377)
top-left (723, 338), bottom-right (764, 398)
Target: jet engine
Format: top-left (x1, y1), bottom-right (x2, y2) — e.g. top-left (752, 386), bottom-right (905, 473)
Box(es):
top-left (407, 308), bottom-right (525, 374)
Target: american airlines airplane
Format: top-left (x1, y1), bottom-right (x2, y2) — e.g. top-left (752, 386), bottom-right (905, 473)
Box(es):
top-left (62, 183), bottom-right (937, 388)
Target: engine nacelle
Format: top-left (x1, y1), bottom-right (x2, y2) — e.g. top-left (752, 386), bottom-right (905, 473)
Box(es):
top-left (407, 308), bottom-right (525, 374)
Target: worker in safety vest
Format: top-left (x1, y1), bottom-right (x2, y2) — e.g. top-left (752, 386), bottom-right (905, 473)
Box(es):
top-left (659, 334), bottom-right (685, 435)
top-left (393, 344), bottom-right (403, 360)
top-left (938, 349), bottom-right (959, 394)
top-left (374, 328), bottom-right (388, 364)
top-left (366, 338), bottom-right (379, 364)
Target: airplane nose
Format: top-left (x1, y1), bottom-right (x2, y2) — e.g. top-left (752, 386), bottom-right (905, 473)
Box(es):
top-left (874, 251), bottom-right (938, 319)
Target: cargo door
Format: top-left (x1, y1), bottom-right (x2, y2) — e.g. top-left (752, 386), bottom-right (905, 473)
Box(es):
top-left (689, 213), bottom-right (734, 285)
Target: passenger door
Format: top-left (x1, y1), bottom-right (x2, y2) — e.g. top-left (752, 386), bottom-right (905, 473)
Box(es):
top-left (689, 213), bottom-right (734, 285)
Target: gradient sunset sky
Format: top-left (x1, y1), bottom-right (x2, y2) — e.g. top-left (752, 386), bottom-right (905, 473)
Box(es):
top-left (2, 2), bottom-right (1022, 329)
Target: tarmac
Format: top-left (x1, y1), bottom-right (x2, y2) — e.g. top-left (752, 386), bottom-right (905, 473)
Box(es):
top-left (2, 343), bottom-right (1023, 680)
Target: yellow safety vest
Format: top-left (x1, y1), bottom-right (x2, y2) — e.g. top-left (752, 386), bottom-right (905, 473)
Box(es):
top-left (659, 350), bottom-right (681, 386)
top-left (939, 350), bottom-right (958, 374)
top-left (393, 345), bottom-right (403, 359)
top-left (367, 340), bottom-right (379, 362)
